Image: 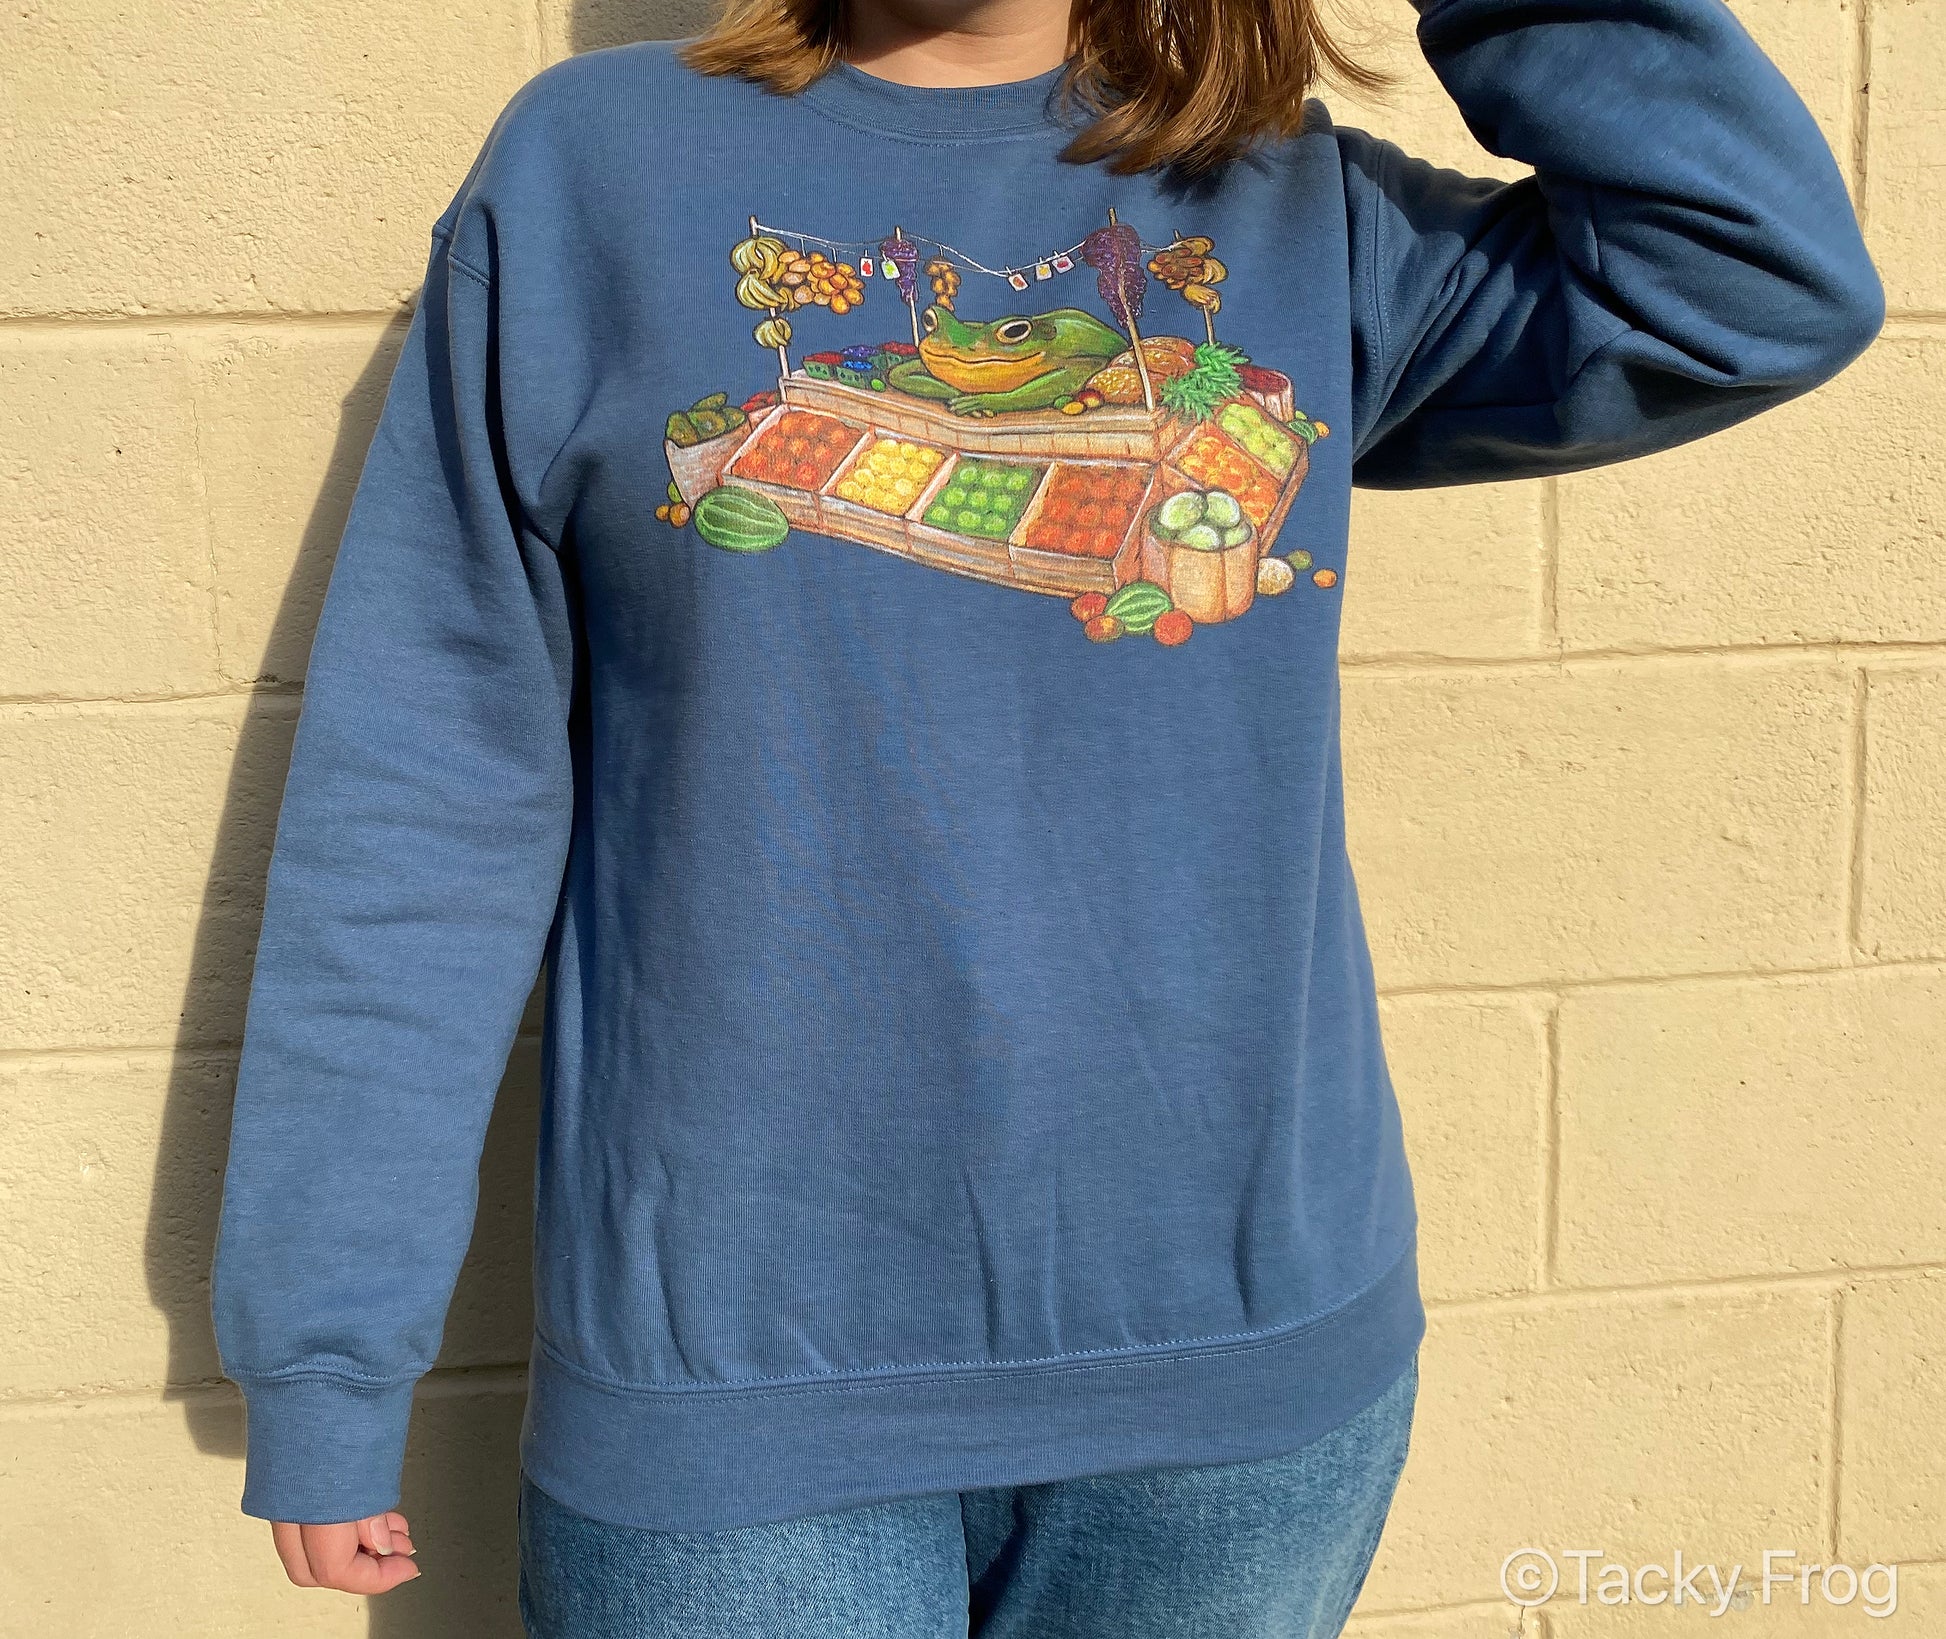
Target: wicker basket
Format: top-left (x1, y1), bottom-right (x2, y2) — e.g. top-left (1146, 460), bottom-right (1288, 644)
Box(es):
top-left (665, 423), bottom-right (755, 506)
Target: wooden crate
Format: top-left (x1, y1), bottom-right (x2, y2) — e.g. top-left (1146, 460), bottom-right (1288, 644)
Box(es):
top-left (814, 430), bottom-right (956, 559)
top-left (1253, 438), bottom-right (1311, 556)
top-left (903, 452), bottom-right (1030, 582)
top-left (1158, 417), bottom-right (1312, 557)
top-left (1005, 458), bottom-right (1159, 596)
top-left (709, 388), bottom-right (1320, 600)
top-left (720, 403), bottom-right (872, 531)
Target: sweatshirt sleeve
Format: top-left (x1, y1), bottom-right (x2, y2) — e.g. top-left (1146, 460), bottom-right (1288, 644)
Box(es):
top-left (208, 221), bottom-right (577, 1524)
top-left (1341, 0), bottom-right (1886, 487)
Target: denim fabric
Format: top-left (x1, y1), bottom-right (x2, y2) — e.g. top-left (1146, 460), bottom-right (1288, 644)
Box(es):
top-left (517, 1354), bottom-right (1416, 1638)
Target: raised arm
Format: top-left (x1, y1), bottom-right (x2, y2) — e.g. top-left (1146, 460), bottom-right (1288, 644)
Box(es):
top-left (208, 221), bottom-right (577, 1526)
top-left (1341, 0), bottom-right (1884, 487)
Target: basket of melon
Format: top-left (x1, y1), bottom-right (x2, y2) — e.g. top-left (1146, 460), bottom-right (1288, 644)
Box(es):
top-left (1143, 486), bottom-right (1258, 624)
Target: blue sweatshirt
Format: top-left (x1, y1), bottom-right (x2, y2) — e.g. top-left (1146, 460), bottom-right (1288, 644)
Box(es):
top-left (209, 0), bottom-right (1881, 1532)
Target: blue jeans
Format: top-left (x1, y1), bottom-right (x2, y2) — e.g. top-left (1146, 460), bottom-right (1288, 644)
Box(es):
top-left (517, 1352), bottom-right (1416, 1638)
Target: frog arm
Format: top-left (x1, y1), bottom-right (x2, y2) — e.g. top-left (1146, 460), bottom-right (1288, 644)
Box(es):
top-left (945, 367), bottom-right (1092, 418)
top-left (888, 357), bottom-right (957, 401)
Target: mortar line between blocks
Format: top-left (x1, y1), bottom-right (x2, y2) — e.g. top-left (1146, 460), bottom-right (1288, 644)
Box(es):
top-left (1538, 994), bottom-right (1562, 1290)
top-left (1425, 1260), bottom-right (1946, 1316)
top-left (0, 308), bottom-right (411, 335)
top-left (179, 344), bottom-right (227, 685)
top-left (1846, 667), bottom-right (1871, 958)
top-left (1332, 1593), bottom-right (1547, 1624)
top-left (0, 682), bottom-right (302, 711)
top-left (1850, 0), bottom-right (1874, 224)
top-left (1541, 476), bottom-right (1562, 655)
top-left (1373, 953), bottom-right (1946, 1001)
top-left (1337, 639), bottom-right (1946, 675)
top-left (1826, 1285), bottom-right (1846, 1560)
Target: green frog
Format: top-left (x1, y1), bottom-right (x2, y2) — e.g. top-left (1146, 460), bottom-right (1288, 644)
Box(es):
top-left (888, 304), bottom-right (1127, 417)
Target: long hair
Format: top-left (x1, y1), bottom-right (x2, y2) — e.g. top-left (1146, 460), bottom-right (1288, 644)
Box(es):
top-left (680, 0), bottom-right (1392, 176)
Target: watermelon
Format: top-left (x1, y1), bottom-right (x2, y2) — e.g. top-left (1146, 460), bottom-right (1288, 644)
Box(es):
top-left (694, 486), bottom-right (790, 553)
top-left (1104, 580), bottom-right (1172, 635)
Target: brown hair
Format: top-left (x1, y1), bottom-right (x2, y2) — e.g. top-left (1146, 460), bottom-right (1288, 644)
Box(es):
top-left (680, 0), bottom-right (1392, 176)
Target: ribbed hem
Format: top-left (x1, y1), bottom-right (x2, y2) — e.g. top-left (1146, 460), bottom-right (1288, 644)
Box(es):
top-left (520, 1237), bottom-right (1424, 1531)
top-left (234, 1371), bottom-right (419, 1524)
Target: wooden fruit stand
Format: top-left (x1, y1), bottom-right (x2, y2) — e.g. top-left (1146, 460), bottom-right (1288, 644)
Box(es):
top-left (703, 366), bottom-right (1312, 609)
top-left (670, 214), bottom-right (1337, 640)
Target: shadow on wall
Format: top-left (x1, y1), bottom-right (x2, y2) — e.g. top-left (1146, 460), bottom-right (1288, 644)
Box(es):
top-left (149, 309), bottom-right (541, 1635)
top-left (155, 7), bottom-right (712, 1632)
top-left (574, 0), bottom-right (718, 52)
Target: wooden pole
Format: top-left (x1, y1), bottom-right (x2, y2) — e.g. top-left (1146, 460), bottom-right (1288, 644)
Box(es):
top-left (1106, 208), bottom-right (1155, 412)
top-left (895, 225), bottom-right (919, 347)
top-left (752, 215), bottom-right (788, 381)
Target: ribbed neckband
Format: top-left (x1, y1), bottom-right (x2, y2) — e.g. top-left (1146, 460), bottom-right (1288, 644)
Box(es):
top-left (799, 60), bottom-right (1074, 143)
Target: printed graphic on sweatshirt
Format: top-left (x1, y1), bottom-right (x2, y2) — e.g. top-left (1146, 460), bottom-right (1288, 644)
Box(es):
top-left (659, 212), bottom-right (1335, 648)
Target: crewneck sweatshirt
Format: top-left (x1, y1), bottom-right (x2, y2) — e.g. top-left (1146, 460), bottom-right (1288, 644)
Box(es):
top-left (210, 0), bottom-right (1881, 1532)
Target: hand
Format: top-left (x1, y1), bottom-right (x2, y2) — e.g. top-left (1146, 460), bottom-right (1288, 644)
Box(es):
top-left (270, 1511), bottom-right (421, 1593)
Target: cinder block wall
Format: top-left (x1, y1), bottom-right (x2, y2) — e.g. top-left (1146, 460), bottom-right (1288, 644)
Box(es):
top-left (1, 2), bottom-right (1938, 1633)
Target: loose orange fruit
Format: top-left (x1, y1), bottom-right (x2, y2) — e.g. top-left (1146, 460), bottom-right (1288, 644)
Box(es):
top-left (1153, 609), bottom-right (1194, 646)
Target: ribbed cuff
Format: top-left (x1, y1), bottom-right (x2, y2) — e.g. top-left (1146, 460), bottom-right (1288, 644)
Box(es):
top-left (233, 1372), bottom-right (420, 1524)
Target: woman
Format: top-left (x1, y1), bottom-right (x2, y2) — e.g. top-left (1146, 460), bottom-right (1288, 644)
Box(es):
top-left (209, 0), bottom-right (1882, 1628)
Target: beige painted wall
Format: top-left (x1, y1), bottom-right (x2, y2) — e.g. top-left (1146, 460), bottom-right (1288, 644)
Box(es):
top-left (2, 0), bottom-right (1940, 1633)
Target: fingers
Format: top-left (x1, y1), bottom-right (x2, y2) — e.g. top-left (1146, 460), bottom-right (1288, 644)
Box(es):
top-left (356, 1511), bottom-right (415, 1558)
top-left (270, 1516), bottom-right (422, 1593)
top-left (271, 1521), bottom-right (319, 1587)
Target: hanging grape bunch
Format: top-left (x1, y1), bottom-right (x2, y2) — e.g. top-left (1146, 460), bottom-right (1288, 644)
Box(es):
top-left (925, 257), bottom-right (961, 311)
top-left (777, 249), bottom-right (865, 315)
top-left (1080, 213), bottom-right (1154, 409)
top-left (1149, 236), bottom-right (1228, 343)
top-left (730, 230), bottom-right (794, 371)
top-left (880, 233), bottom-right (921, 343)
top-left (880, 236), bottom-right (919, 303)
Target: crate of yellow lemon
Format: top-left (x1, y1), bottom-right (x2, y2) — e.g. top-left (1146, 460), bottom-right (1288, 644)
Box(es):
top-left (821, 435), bottom-right (952, 554)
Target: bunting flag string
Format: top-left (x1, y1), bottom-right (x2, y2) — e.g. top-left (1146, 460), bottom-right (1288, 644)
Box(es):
top-left (750, 219), bottom-right (1191, 289)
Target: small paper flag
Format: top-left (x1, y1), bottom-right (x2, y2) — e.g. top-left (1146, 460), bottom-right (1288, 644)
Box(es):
top-left (1053, 253), bottom-right (1074, 273)
top-left (859, 255), bottom-right (874, 278)
top-left (1008, 271), bottom-right (1029, 291)
top-left (1035, 262), bottom-right (1052, 281)
top-left (881, 259), bottom-right (900, 280)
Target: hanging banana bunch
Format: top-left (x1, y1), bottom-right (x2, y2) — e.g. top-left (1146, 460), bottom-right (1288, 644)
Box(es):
top-left (732, 227), bottom-right (794, 372)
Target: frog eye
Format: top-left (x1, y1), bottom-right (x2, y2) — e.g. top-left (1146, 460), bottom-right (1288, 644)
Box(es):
top-left (922, 307), bottom-right (941, 334)
top-left (994, 319), bottom-right (1034, 344)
